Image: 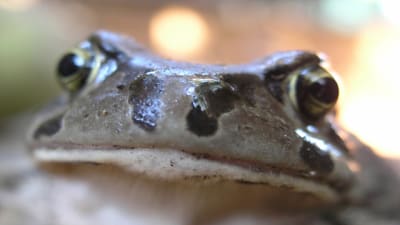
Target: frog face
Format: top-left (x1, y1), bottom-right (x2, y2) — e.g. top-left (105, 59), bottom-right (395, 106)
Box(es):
top-left (27, 31), bottom-right (355, 202)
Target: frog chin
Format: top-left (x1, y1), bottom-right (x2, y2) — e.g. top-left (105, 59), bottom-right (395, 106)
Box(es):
top-left (33, 146), bottom-right (339, 203)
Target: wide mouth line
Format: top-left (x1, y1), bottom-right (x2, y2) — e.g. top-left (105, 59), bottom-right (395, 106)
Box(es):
top-left (29, 141), bottom-right (340, 189)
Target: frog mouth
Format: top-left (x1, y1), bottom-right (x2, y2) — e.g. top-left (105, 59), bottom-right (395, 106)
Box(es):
top-left (32, 144), bottom-right (341, 203)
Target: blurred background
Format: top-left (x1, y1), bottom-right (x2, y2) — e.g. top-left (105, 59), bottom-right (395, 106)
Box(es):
top-left (0, 0), bottom-right (399, 158)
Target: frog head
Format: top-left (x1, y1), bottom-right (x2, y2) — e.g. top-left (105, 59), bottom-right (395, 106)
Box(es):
top-left (27, 31), bottom-right (356, 203)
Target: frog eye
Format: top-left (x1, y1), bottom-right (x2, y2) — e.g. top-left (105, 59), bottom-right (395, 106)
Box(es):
top-left (289, 65), bottom-right (339, 119)
top-left (56, 49), bottom-right (93, 92)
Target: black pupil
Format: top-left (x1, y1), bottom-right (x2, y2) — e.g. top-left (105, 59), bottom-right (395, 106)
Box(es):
top-left (309, 77), bottom-right (339, 103)
top-left (57, 53), bottom-right (85, 77)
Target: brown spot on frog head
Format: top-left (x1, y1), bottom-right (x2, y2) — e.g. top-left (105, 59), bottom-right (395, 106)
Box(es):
top-left (128, 74), bottom-right (164, 131)
top-left (186, 80), bottom-right (239, 136)
top-left (33, 114), bottom-right (64, 139)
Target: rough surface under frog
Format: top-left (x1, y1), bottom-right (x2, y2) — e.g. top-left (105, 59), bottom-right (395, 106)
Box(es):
top-left (3, 30), bottom-right (399, 225)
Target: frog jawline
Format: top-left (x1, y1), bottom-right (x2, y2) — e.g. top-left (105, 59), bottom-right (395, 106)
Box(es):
top-left (33, 147), bottom-right (339, 203)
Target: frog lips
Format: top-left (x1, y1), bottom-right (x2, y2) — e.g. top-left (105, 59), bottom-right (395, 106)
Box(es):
top-left (32, 142), bottom-right (345, 203)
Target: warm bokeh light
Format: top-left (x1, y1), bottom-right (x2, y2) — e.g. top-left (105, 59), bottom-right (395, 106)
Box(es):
top-left (149, 6), bottom-right (209, 59)
top-left (0, 0), bottom-right (40, 11)
top-left (338, 24), bottom-right (400, 158)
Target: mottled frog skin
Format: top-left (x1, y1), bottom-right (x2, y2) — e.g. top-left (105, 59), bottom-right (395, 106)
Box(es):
top-left (26, 31), bottom-right (400, 225)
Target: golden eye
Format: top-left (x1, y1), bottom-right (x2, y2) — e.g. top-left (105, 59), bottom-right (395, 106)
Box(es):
top-left (289, 65), bottom-right (339, 119)
top-left (56, 48), bottom-right (101, 92)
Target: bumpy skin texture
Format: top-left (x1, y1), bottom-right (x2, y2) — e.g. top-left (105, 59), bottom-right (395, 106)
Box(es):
top-left (24, 31), bottom-right (400, 224)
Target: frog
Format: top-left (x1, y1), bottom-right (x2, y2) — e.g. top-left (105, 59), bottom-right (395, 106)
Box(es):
top-left (26, 30), bottom-right (400, 225)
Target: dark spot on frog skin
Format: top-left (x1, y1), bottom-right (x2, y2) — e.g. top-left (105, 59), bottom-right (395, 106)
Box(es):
top-left (33, 114), bottom-right (63, 139)
top-left (300, 140), bottom-right (334, 174)
top-left (186, 80), bottom-right (238, 136)
top-left (187, 106), bottom-right (218, 136)
top-left (116, 84), bottom-right (125, 91)
top-left (128, 74), bottom-right (164, 131)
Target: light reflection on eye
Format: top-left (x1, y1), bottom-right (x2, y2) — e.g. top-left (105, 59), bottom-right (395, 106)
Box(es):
top-left (149, 6), bottom-right (210, 59)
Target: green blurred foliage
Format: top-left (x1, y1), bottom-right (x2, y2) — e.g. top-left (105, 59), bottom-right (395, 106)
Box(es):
top-left (0, 10), bottom-right (63, 118)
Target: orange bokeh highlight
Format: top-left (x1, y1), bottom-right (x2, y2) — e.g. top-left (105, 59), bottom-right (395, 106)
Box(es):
top-left (149, 6), bottom-right (209, 59)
